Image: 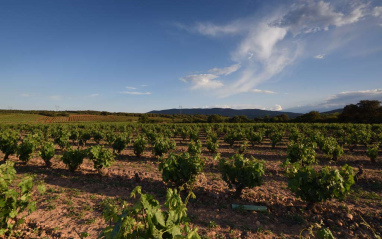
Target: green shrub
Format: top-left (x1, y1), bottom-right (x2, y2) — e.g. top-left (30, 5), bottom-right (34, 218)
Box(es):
top-left (286, 141), bottom-right (316, 166)
top-left (153, 137), bottom-right (176, 157)
top-left (206, 139), bottom-right (219, 153)
top-left (99, 186), bottom-right (200, 238)
top-left (159, 153), bottom-right (204, 189)
top-left (62, 148), bottom-right (87, 172)
top-left (366, 144), bottom-right (379, 163)
top-left (133, 135), bottom-right (148, 157)
top-left (0, 130), bottom-right (19, 162)
top-left (219, 154), bottom-right (265, 198)
top-left (112, 133), bottom-right (130, 155)
top-left (17, 134), bottom-right (39, 164)
top-left (322, 137), bottom-right (344, 161)
top-left (39, 141), bottom-right (55, 167)
top-left (187, 140), bottom-right (202, 155)
top-left (88, 145), bottom-right (115, 174)
top-left (269, 131), bottom-right (284, 149)
top-left (247, 131), bottom-right (263, 147)
top-left (0, 162), bottom-right (37, 236)
top-left (286, 163), bottom-right (354, 208)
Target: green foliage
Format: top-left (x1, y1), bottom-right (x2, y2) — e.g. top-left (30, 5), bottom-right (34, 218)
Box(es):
top-left (92, 130), bottom-right (104, 144)
top-left (322, 137), bottom-right (344, 161)
top-left (247, 131), bottom-right (263, 147)
top-left (79, 130), bottom-right (92, 146)
top-left (188, 128), bottom-right (200, 142)
top-left (159, 153), bottom-right (204, 189)
top-left (17, 134), bottom-right (39, 164)
top-left (286, 163), bottom-right (355, 205)
top-left (133, 135), bottom-right (148, 157)
top-left (153, 137), bottom-right (176, 157)
top-left (112, 133), bottom-right (130, 155)
top-left (39, 141), bottom-right (55, 167)
top-left (206, 139), bottom-right (219, 153)
top-left (219, 154), bottom-right (265, 197)
top-left (286, 141), bottom-right (316, 166)
top-left (187, 140), bottom-right (202, 156)
top-left (53, 128), bottom-right (70, 149)
top-left (99, 186), bottom-right (200, 239)
top-left (105, 132), bottom-right (116, 146)
top-left (88, 145), bottom-right (115, 174)
top-left (0, 161), bottom-right (36, 236)
top-left (238, 140), bottom-right (248, 154)
top-left (269, 130), bottom-right (284, 148)
top-left (0, 129), bottom-right (19, 161)
top-left (62, 148), bottom-right (87, 172)
top-left (366, 144), bottom-right (379, 163)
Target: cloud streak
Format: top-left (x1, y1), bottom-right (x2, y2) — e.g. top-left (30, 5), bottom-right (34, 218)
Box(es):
top-left (287, 89), bottom-right (382, 113)
top-left (178, 0), bottom-right (378, 97)
top-left (120, 91), bottom-right (152, 95)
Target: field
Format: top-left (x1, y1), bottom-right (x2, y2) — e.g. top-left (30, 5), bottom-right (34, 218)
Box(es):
top-left (0, 113), bottom-right (177, 124)
top-left (0, 122), bottom-right (381, 239)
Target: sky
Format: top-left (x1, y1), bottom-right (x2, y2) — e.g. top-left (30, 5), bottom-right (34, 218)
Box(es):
top-left (0, 0), bottom-right (381, 113)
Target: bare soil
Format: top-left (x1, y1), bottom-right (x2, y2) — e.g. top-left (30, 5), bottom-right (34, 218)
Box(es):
top-left (2, 136), bottom-right (382, 239)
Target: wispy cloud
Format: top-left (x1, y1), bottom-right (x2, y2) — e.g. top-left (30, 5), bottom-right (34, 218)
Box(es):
top-left (20, 93), bottom-right (31, 97)
top-left (287, 89), bottom-right (382, 113)
top-left (373, 6), bottom-right (382, 17)
top-left (191, 104), bottom-right (283, 111)
top-left (120, 91), bottom-right (152, 95)
top-left (249, 89), bottom-right (277, 94)
top-left (126, 86), bottom-right (137, 90)
top-left (208, 63), bottom-right (241, 76)
top-left (49, 95), bottom-right (62, 101)
top-left (314, 54), bottom-right (325, 59)
top-left (180, 63), bottom-right (240, 90)
top-left (178, 0), bottom-right (377, 97)
top-left (180, 74), bottom-right (223, 90)
top-left (88, 93), bottom-right (99, 97)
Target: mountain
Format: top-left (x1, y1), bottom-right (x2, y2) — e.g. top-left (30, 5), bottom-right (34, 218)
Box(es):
top-left (148, 108), bottom-right (302, 119)
top-left (321, 108), bottom-right (343, 114)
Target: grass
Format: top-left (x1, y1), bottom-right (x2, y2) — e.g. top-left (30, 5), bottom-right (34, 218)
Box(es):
top-left (0, 113), bottom-right (41, 123)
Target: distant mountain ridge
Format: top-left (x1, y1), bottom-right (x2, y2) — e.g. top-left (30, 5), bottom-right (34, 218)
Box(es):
top-left (148, 108), bottom-right (303, 119)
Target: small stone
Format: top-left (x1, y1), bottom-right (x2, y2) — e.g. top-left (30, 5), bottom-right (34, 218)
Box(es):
top-left (336, 219), bottom-right (343, 227)
top-left (346, 213), bottom-right (353, 221)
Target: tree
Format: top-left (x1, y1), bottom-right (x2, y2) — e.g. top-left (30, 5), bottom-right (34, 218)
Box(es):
top-left (207, 114), bottom-right (223, 123)
top-left (138, 114), bottom-right (149, 123)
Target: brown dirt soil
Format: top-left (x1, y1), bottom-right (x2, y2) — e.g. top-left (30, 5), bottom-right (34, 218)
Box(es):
top-left (1, 136), bottom-right (382, 239)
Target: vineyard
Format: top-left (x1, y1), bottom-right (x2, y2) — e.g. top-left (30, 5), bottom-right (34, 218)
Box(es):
top-left (0, 122), bottom-right (381, 238)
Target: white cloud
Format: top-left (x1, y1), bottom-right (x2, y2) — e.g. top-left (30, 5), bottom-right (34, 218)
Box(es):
top-left (49, 95), bottom-right (62, 101)
top-left (287, 89), bottom-right (382, 113)
top-left (271, 104), bottom-right (283, 111)
top-left (314, 54), bottom-right (325, 59)
top-left (208, 63), bottom-right (241, 76)
top-left (88, 93), bottom-right (99, 97)
top-left (179, 0), bottom-right (375, 97)
top-left (373, 6), bottom-right (382, 17)
top-left (325, 89), bottom-right (382, 105)
top-left (176, 20), bottom-right (245, 37)
top-left (141, 84), bottom-right (148, 87)
top-left (120, 91), bottom-right (152, 95)
top-left (272, 1), bottom-right (368, 35)
top-left (20, 93), bottom-right (31, 97)
top-left (180, 74), bottom-right (223, 90)
top-left (126, 86), bottom-right (137, 90)
top-left (249, 89), bottom-right (276, 94)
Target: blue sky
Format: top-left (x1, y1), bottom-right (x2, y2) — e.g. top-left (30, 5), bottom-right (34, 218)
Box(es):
top-left (1, 0), bottom-right (381, 113)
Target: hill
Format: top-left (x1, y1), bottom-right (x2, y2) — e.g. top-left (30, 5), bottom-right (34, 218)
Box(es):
top-left (148, 108), bottom-right (302, 119)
